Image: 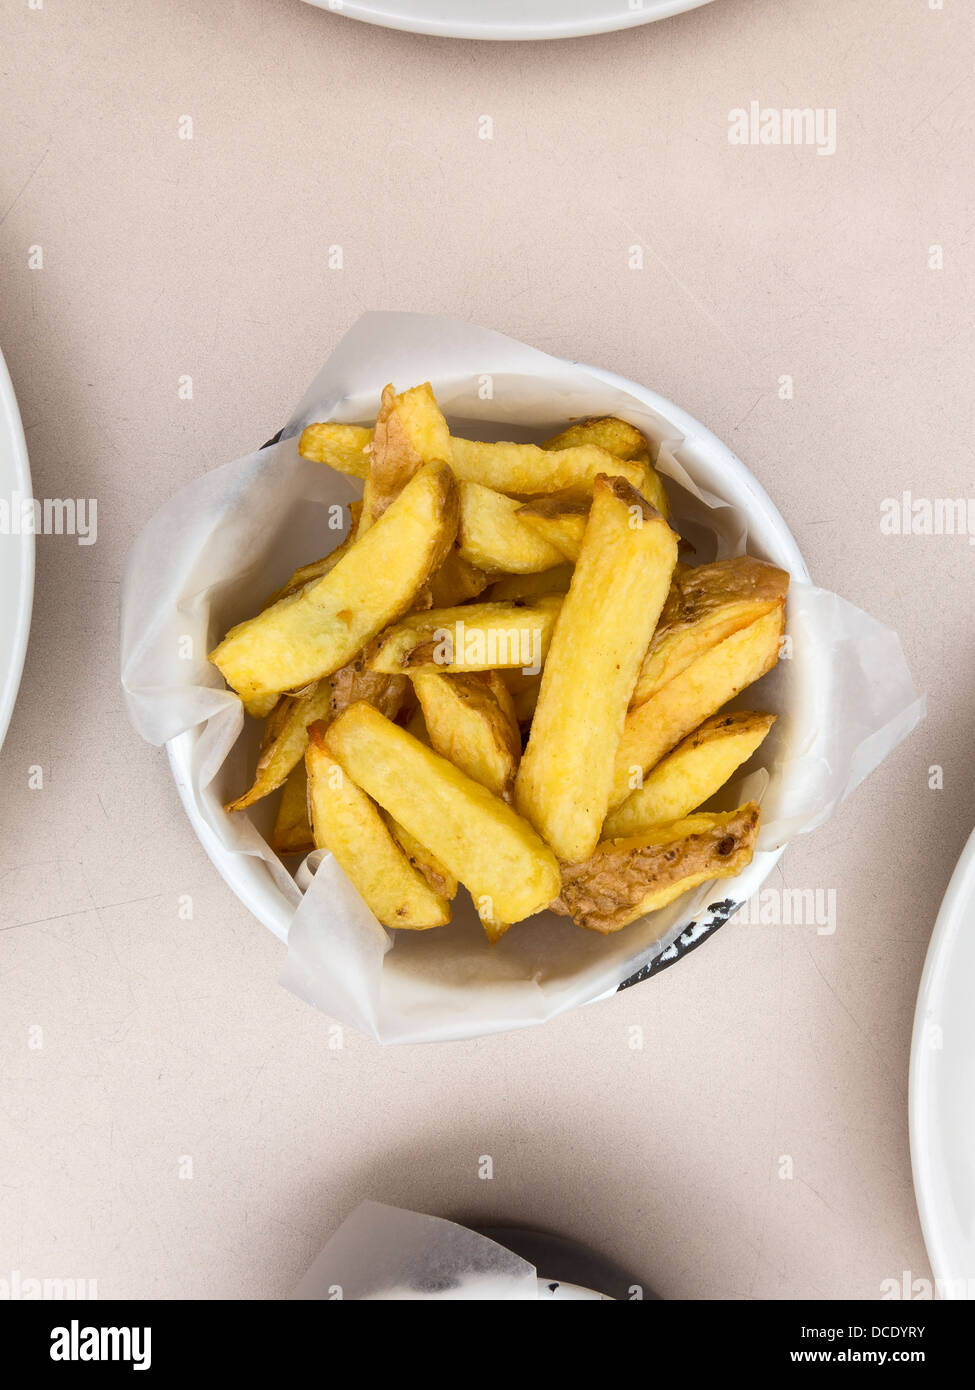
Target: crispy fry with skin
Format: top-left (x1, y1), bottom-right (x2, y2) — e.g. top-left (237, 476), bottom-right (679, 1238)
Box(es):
top-left (427, 549), bottom-right (492, 606)
top-left (360, 383), bottom-right (452, 532)
top-left (270, 762), bottom-right (315, 856)
top-left (554, 803), bottom-right (760, 934)
top-left (458, 481), bottom-right (568, 573)
top-left (632, 556), bottom-right (790, 708)
top-left (515, 476), bottom-right (679, 863)
top-left (603, 711), bottom-right (776, 840)
top-left (329, 643), bottom-right (408, 723)
top-left (447, 437), bottom-right (646, 499)
top-left (369, 595), bottom-right (562, 676)
top-left (305, 725), bottom-right (451, 930)
top-left (225, 678), bottom-right (333, 811)
top-left (413, 671), bottom-right (521, 801)
top-left (385, 816), bottom-right (459, 900)
top-left (324, 702), bottom-right (561, 927)
top-left (210, 461), bottom-right (459, 703)
top-left (610, 605), bottom-right (786, 810)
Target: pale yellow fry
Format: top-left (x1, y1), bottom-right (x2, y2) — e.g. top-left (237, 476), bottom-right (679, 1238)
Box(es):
top-left (305, 731), bottom-right (450, 930)
top-left (485, 565), bottom-right (574, 603)
top-left (458, 481), bottom-right (567, 573)
top-left (448, 437), bottom-right (646, 499)
top-left (413, 671), bottom-right (521, 802)
top-left (542, 415), bottom-right (649, 460)
top-left (516, 499), bottom-right (588, 562)
top-left (210, 461), bottom-right (458, 703)
top-left (263, 502), bottom-right (363, 608)
top-left (324, 702), bottom-right (561, 926)
top-left (515, 476), bottom-right (679, 863)
top-left (297, 422), bottom-right (372, 476)
top-left (603, 711), bottom-right (776, 840)
top-left (270, 763), bottom-right (314, 856)
top-left (610, 605), bottom-right (785, 810)
top-left (369, 595), bottom-right (562, 675)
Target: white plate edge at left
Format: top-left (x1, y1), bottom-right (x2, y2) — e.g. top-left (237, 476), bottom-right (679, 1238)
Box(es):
top-left (0, 349), bottom-right (35, 754)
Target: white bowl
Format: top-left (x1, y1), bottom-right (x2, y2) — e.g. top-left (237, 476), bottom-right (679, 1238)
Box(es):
top-left (167, 360), bottom-right (812, 992)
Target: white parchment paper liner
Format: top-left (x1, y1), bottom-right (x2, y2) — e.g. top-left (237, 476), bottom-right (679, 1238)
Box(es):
top-left (121, 313), bottom-right (925, 1045)
top-left (291, 1201), bottom-right (540, 1301)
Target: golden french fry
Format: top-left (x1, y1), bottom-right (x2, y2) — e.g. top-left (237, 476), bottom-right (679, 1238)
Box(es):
top-left (448, 437), bottom-right (646, 499)
top-left (458, 481), bottom-right (567, 573)
top-left (542, 416), bottom-right (648, 460)
top-left (554, 803), bottom-right (760, 934)
top-left (610, 605), bottom-right (785, 809)
top-left (369, 595), bottom-right (562, 676)
top-left (516, 498), bottom-right (588, 562)
top-left (632, 556), bottom-right (790, 708)
top-left (385, 816), bottom-right (459, 900)
top-left (263, 502), bottom-right (363, 608)
top-left (515, 476), bottom-right (679, 862)
top-left (485, 565), bottom-right (574, 603)
top-left (305, 726), bottom-right (451, 929)
top-left (297, 421), bottom-right (372, 476)
top-left (413, 671), bottom-right (521, 801)
top-left (603, 710), bottom-right (775, 840)
top-left (270, 762), bottom-right (315, 856)
top-left (360, 383), bottom-right (452, 531)
top-left (225, 678), bottom-right (334, 811)
top-left (324, 702), bottom-right (561, 927)
top-left (210, 461), bottom-right (459, 703)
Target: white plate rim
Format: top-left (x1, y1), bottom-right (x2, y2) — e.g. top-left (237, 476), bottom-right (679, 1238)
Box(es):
top-left (304, 0), bottom-right (715, 42)
top-left (0, 350), bottom-right (35, 755)
top-left (909, 824), bottom-right (975, 1299)
top-left (166, 357), bottom-right (810, 960)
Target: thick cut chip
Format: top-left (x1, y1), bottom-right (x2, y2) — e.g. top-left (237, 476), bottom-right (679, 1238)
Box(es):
top-left (225, 678), bottom-right (333, 811)
top-left (542, 416), bottom-right (649, 460)
top-left (360, 382), bottom-right (452, 531)
top-left (554, 803), bottom-right (760, 934)
top-left (516, 498), bottom-right (588, 562)
top-left (210, 461), bottom-right (459, 703)
top-left (324, 702), bottom-right (561, 926)
top-left (610, 605), bottom-right (785, 809)
top-left (305, 727), bottom-right (450, 929)
top-left (486, 565), bottom-right (574, 603)
top-left (385, 816), bottom-right (459, 900)
top-left (297, 421), bottom-right (371, 476)
top-left (447, 437), bottom-right (646, 499)
top-left (413, 671), bottom-right (521, 801)
top-left (515, 476), bottom-right (679, 863)
top-left (428, 549), bottom-right (491, 606)
top-left (262, 502), bottom-right (363, 608)
top-left (369, 595), bottom-right (562, 676)
top-left (603, 711), bottom-right (775, 840)
top-left (632, 556), bottom-right (790, 708)
top-left (458, 481), bottom-right (567, 573)
top-left (270, 762), bottom-right (315, 856)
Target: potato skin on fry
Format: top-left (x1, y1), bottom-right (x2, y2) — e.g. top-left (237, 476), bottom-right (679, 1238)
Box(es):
top-left (210, 461), bottom-right (459, 703)
top-left (270, 762), bottom-right (315, 856)
top-left (324, 702), bottom-right (561, 927)
top-left (542, 416), bottom-right (649, 461)
top-left (610, 604), bottom-right (786, 810)
top-left (603, 710), bottom-right (775, 840)
top-left (632, 556), bottom-right (790, 708)
top-left (555, 802), bottom-right (760, 934)
top-left (515, 475), bottom-right (679, 863)
top-left (305, 725), bottom-right (451, 930)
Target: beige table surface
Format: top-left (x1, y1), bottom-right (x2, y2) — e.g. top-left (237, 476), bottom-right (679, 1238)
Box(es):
top-left (1, 0), bottom-right (972, 1301)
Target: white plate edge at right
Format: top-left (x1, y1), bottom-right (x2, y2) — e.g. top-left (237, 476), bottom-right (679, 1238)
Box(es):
top-left (910, 824), bottom-right (975, 1299)
top-left (0, 349), bottom-right (34, 754)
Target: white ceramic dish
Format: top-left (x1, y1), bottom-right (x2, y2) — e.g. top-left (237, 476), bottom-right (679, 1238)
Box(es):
top-left (166, 359), bottom-right (812, 984)
top-left (0, 349), bottom-right (34, 756)
top-left (301, 0), bottom-right (715, 42)
top-left (910, 826), bottom-right (975, 1299)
